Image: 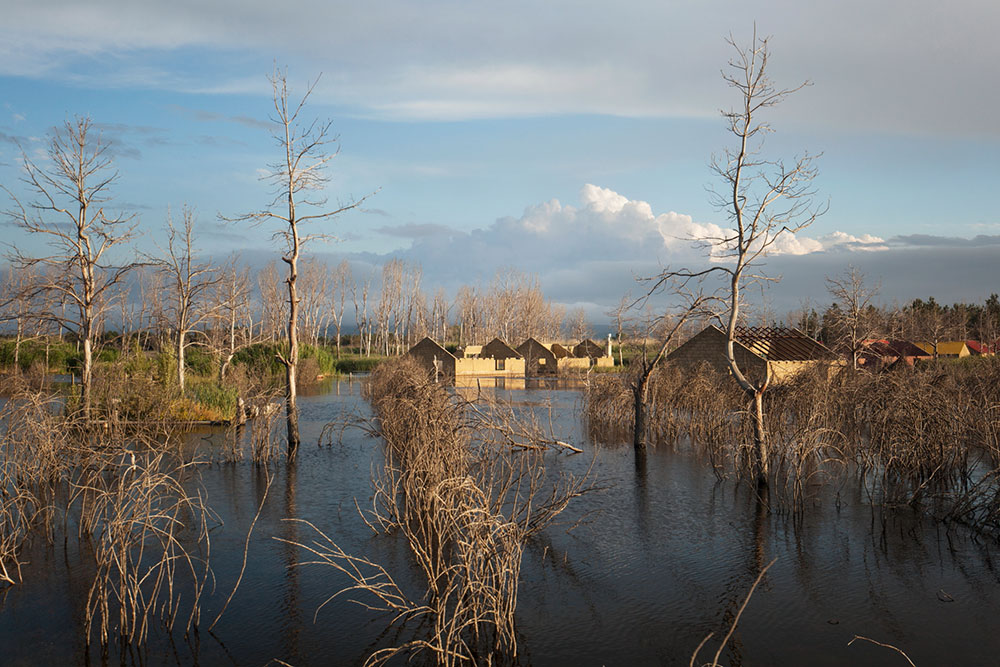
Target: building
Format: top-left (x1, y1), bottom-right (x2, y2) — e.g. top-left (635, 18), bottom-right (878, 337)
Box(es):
top-left (516, 338), bottom-right (559, 375)
top-left (916, 341), bottom-right (972, 358)
top-left (965, 340), bottom-right (995, 356)
top-left (408, 337), bottom-right (526, 380)
top-left (858, 339), bottom-right (932, 369)
top-left (572, 338), bottom-right (615, 368)
top-left (666, 325), bottom-right (842, 384)
top-left (479, 338), bottom-right (526, 374)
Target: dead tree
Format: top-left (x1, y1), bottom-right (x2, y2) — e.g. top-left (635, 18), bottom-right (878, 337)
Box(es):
top-left (327, 260), bottom-right (351, 356)
top-left (225, 68), bottom-right (371, 456)
top-left (825, 265), bottom-right (881, 369)
top-left (628, 288), bottom-right (709, 452)
top-left (3, 117), bottom-right (139, 417)
top-left (663, 31), bottom-right (824, 486)
top-left (154, 207), bottom-right (220, 392)
top-left (210, 259), bottom-right (257, 381)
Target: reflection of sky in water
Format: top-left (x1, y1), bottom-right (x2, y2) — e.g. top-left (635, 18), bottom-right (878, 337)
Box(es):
top-left (1, 378), bottom-right (998, 665)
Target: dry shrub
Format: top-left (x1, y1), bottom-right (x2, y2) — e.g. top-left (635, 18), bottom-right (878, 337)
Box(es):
top-left (289, 356), bottom-right (590, 666)
top-left (75, 449), bottom-right (212, 647)
top-left (584, 357), bottom-right (1000, 528)
top-left (0, 375), bottom-right (214, 650)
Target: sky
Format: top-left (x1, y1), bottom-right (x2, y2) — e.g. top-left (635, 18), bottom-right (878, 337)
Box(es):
top-left (1, 1), bottom-right (998, 322)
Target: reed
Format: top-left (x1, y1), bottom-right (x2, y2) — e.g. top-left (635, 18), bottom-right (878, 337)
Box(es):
top-left (285, 356), bottom-right (590, 665)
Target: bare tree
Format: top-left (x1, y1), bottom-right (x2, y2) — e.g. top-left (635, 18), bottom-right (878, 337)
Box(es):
top-left (327, 260), bottom-right (351, 356)
top-left (210, 259), bottom-right (257, 381)
top-left (825, 265), bottom-right (881, 369)
top-left (226, 69), bottom-right (371, 455)
top-left (566, 307), bottom-right (590, 342)
top-left (0, 266), bottom-right (41, 374)
top-left (662, 31), bottom-right (824, 485)
top-left (375, 259), bottom-right (404, 356)
top-left (154, 207), bottom-right (220, 392)
top-left (3, 117), bottom-right (139, 417)
top-left (257, 261), bottom-right (286, 342)
top-left (298, 256), bottom-right (330, 347)
top-left (628, 288), bottom-right (709, 451)
top-left (455, 284), bottom-right (482, 346)
top-left (429, 287), bottom-right (450, 343)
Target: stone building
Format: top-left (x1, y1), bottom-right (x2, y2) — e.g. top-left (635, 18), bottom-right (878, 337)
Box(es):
top-left (666, 325), bottom-right (841, 384)
top-left (573, 338), bottom-right (615, 369)
top-left (408, 337), bottom-right (525, 380)
top-left (516, 337), bottom-right (559, 375)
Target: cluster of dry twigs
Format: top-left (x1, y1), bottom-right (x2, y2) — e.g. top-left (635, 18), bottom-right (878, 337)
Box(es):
top-left (586, 358), bottom-right (1000, 530)
top-left (287, 356), bottom-right (590, 666)
top-left (0, 375), bottom-right (214, 651)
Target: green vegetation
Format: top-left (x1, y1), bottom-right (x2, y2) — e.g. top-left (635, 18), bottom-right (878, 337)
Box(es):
top-left (0, 335), bottom-right (388, 422)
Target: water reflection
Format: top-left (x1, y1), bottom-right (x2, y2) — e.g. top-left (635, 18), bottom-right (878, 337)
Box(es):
top-left (0, 379), bottom-right (999, 666)
top-left (280, 462), bottom-right (301, 663)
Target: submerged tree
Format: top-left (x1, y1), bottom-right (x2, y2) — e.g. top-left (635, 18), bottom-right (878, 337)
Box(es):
top-left (661, 31), bottom-right (824, 485)
top-left (227, 69), bottom-right (371, 456)
top-left (3, 117), bottom-right (139, 417)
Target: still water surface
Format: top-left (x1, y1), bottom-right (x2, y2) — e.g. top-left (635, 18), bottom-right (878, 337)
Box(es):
top-left (1, 378), bottom-right (998, 665)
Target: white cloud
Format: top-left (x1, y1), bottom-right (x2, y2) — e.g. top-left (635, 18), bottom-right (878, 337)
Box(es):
top-left (385, 185), bottom-right (887, 311)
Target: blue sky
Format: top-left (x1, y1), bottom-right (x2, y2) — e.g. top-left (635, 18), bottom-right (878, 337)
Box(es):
top-left (2, 0), bottom-right (998, 318)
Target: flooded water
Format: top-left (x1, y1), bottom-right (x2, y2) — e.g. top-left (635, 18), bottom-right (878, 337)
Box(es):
top-left (2, 378), bottom-right (999, 665)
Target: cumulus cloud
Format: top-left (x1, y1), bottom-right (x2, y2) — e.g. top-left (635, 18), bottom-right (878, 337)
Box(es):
top-left (202, 185), bottom-right (998, 319)
top-left (375, 184), bottom-right (889, 312)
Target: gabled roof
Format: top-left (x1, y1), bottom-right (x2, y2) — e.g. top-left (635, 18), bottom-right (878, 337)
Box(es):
top-left (862, 339), bottom-right (930, 358)
top-left (573, 339), bottom-right (605, 358)
top-left (966, 340), bottom-right (993, 355)
top-left (409, 337), bottom-right (456, 359)
top-left (481, 338), bottom-right (522, 359)
top-left (732, 326), bottom-right (836, 361)
top-left (547, 343), bottom-right (572, 359)
top-left (516, 337), bottom-right (557, 359)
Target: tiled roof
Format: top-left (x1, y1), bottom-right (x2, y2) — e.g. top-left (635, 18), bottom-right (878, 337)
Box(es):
top-left (966, 340), bottom-right (994, 355)
top-left (733, 326), bottom-right (836, 361)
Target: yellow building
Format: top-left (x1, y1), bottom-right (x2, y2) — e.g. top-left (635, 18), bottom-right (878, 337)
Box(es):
top-left (915, 341), bottom-right (971, 358)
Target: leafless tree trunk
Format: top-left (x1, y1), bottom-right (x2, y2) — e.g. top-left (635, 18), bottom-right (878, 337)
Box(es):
top-left (3, 117), bottom-right (139, 418)
top-left (352, 275), bottom-right (373, 357)
top-left (153, 207), bottom-right (220, 392)
top-left (629, 293), bottom-right (708, 452)
top-left (225, 69), bottom-right (371, 456)
top-left (329, 260), bottom-right (351, 356)
top-left (712, 31), bottom-right (823, 485)
top-left (825, 265), bottom-right (881, 369)
top-left (660, 31), bottom-right (824, 486)
top-left (210, 260), bottom-right (256, 381)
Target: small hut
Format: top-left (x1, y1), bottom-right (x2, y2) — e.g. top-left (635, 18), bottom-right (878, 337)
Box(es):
top-left (859, 339), bottom-right (931, 369)
top-left (516, 338), bottom-right (558, 375)
top-left (666, 325), bottom-right (841, 383)
top-left (408, 337), bottom-right (456, 380)
top-left (479, 338), bottom-right (526, 375)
